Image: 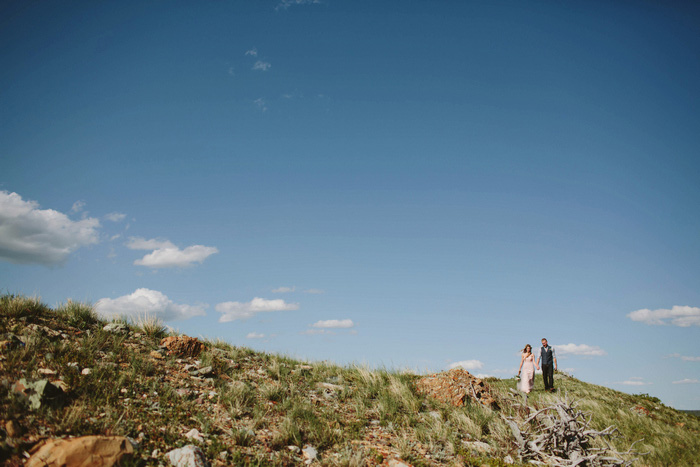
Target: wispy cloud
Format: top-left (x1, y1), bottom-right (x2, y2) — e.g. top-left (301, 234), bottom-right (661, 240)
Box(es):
top-left (246, 332), bottom-right (266, 339)
top-left (627, 306), bottom-right (700, 327)
top-left (71, 200), bottom-right (86, 213)
top-left (127, 236), bottom-right (218, 268)
top-left (614, 377), bottom-right (651, 386)
top-left (272, 286), bottom-right (295, 293)
top-left (95, 288), bottom-right (207, 322)
top-left (215, 297), bottom-right (299, 322)
top-left (104, 212), bottom-right (127, 222)
top-left (275, 0), bottom-right (321, 11)
top-left (0, 191), bottom-right (100, 266)
top-left (304, 289), bottom-right (324, 294)
top-left (673, 378), bottom-right (700, 385)
top-left (245, 48), bottom-right (258, 57)
top-left (555, 343), bottom-right (607, 357)
top-left (303, 319), bottom-right (355, 335)
top-left (252, 61), bottom-right (271, 71)
top-left (254, 98), bottom-right (268, 112)
top-left (448, 360), bottom-right (484, 371)
top-left (312, 319), bottom-right (354, 329)
top-left (666, 353), bottom-right (700, 362)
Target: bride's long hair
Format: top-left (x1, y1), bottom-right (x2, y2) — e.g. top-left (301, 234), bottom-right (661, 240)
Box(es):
top-left (522, 344), bottom-right (532, 354)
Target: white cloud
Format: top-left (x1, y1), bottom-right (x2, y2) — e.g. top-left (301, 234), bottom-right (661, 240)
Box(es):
top-left (215, 297), bottom-right (299, 322)
top-left (0, 191), bottom-right (100, 265)
top-left (615, 377), bottom-right (651, 386)
top-left (252, 61), bottom-right (271, 71)
top-left (135, 245), bottom-right (219, 268)
top-left (448, 360), bottom-right (484, 371)
top-left (95, 288), bottom-right (207, 322)
top-left (302, 328), bottom-right (327, 335)
top-left (627, 306), bottom-right (700, 327)
top-left (673, 379), bottom-right (700, 385)
top-left (312, 319), bottom-right (354, 329)
top-left (127, 237), bottom-right (175, 250)
top-left (272, 286), bottom-right (295, 293)
top-left (245, 48), bottom-right (258, 57)
top-left (246, 332), bottom-right (266, 339)
top-left (127, 236), bottom-right (218, 268)
top-left (105, 212), bottom-right (127, 222)
top-left (555, 343), bottom-right (607, 357)
top-left (304, 289), bottom-right (324, 294)
top-left (71, 200), bottom-right (86, 213)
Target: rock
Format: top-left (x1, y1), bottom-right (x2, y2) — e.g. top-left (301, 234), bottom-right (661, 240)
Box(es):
top-left (316, 382), bottom-right (343, 392)
top-left (185, 428), bottom-right (204, 442)
top-left (103, 323), bottom-right (130, 335)
top-left (160, 336), bottom-right (204, 357)
top-left (503, 454), bottom-right (514, 464)
top-left (5, 420), bottom-right (22, 438)
top-left (464, 440), bottom-right (492, 453)
top-left (190, 366), bottom-right (214, 378)
top-left (302, 445), bottom-right (317, 464)
top-left (415, 368), bottom-right (499, 409)
top-left (166, 444), bottom-right (210, 467)
top-left (37, 368), bottom-right (57, 376)
top-left (150, 350), bottom-right (165, 359)
top-left (26, 435), bottom-right (134, 467)
top-left (13, 378), bottom-right (66, 410)
top-left (387, 459), bottom-right (411, 467)
top-left (81, 368), bottom-right (92, 375)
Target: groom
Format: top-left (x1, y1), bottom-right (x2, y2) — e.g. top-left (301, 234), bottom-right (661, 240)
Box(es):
top-left (537, 338), bottom-right (557, 392)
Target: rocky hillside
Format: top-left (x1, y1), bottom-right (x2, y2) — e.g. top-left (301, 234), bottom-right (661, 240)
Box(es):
top-left (1, 295), bottom-right (699, 466)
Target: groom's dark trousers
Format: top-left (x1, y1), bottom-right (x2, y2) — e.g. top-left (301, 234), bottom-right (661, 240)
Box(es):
top-left (542, 364), bottom-right (554, 391)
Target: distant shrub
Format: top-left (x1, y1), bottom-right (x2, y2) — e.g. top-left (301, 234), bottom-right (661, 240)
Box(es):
top-left (635, 393), bottom-right (662, 404)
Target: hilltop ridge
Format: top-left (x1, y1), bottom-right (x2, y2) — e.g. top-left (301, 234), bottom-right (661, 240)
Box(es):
top-left (1, 294), bottom-right (699, 466)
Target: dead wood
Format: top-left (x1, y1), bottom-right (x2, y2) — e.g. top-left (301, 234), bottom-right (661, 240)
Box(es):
top-left (501, 393), bottom-right (647, 466)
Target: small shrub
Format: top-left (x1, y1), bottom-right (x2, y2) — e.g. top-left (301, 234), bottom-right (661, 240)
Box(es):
top-left (56, 300), bottom-right (98, 329)
top-left (0, 294), bottom-right (50, 318)
top-left (223, 381), bottom-right (256, 418)
top-left (135, 314), bottom-right (167, 339)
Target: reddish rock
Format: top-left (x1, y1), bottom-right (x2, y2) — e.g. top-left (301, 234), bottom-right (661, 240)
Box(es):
top-left (415, 368), bottom-right (499, 409)
top-left (26, 435), bottom-right (134, 467)
top-left (160, 336), bottom-right (204, 357)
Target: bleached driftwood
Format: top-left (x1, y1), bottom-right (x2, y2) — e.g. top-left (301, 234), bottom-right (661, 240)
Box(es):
top-left (502, 392), bottom-right (647, 467)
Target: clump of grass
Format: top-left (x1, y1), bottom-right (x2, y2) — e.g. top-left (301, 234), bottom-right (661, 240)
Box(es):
top-left (0, 293), bottom-right (50, 318)
top-left (55, 299), bottom-right (98, 329)
top-left (222, 381), bottom-right (256, 419)
top-left (135, 314), bottom-right (167, 339)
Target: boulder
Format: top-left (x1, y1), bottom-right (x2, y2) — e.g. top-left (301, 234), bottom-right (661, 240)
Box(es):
top-left (415, 368), bottom-right (499, 409)
top-left (160, 336), bottom-right (204, 357)
top-left (13, 378), bottom-right (66, 410)
top-left (26, 436), bottom-right (134, 467)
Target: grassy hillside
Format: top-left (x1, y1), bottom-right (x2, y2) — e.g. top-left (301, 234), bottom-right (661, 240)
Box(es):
top-left (1, 294), bottom-right (698, 466)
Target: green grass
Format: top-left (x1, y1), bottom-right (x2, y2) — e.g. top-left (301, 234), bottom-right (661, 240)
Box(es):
top-left (1, 292), bottom-right (699, 466)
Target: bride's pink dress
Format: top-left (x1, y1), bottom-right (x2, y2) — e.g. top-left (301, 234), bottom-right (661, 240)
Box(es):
top-left (519, 354), bottom-right (536, 393)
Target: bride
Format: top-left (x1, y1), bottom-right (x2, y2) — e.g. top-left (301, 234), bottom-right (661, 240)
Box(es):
top-left (517, 344), bottom-right (540, 394)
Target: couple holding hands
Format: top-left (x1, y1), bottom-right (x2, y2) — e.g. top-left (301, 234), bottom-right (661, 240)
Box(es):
top-left (517, 338), bottom-right (557, 394)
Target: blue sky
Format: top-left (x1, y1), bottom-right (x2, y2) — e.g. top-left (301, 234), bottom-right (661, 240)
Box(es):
top-left (1, 0), bottom-right (699, 409)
